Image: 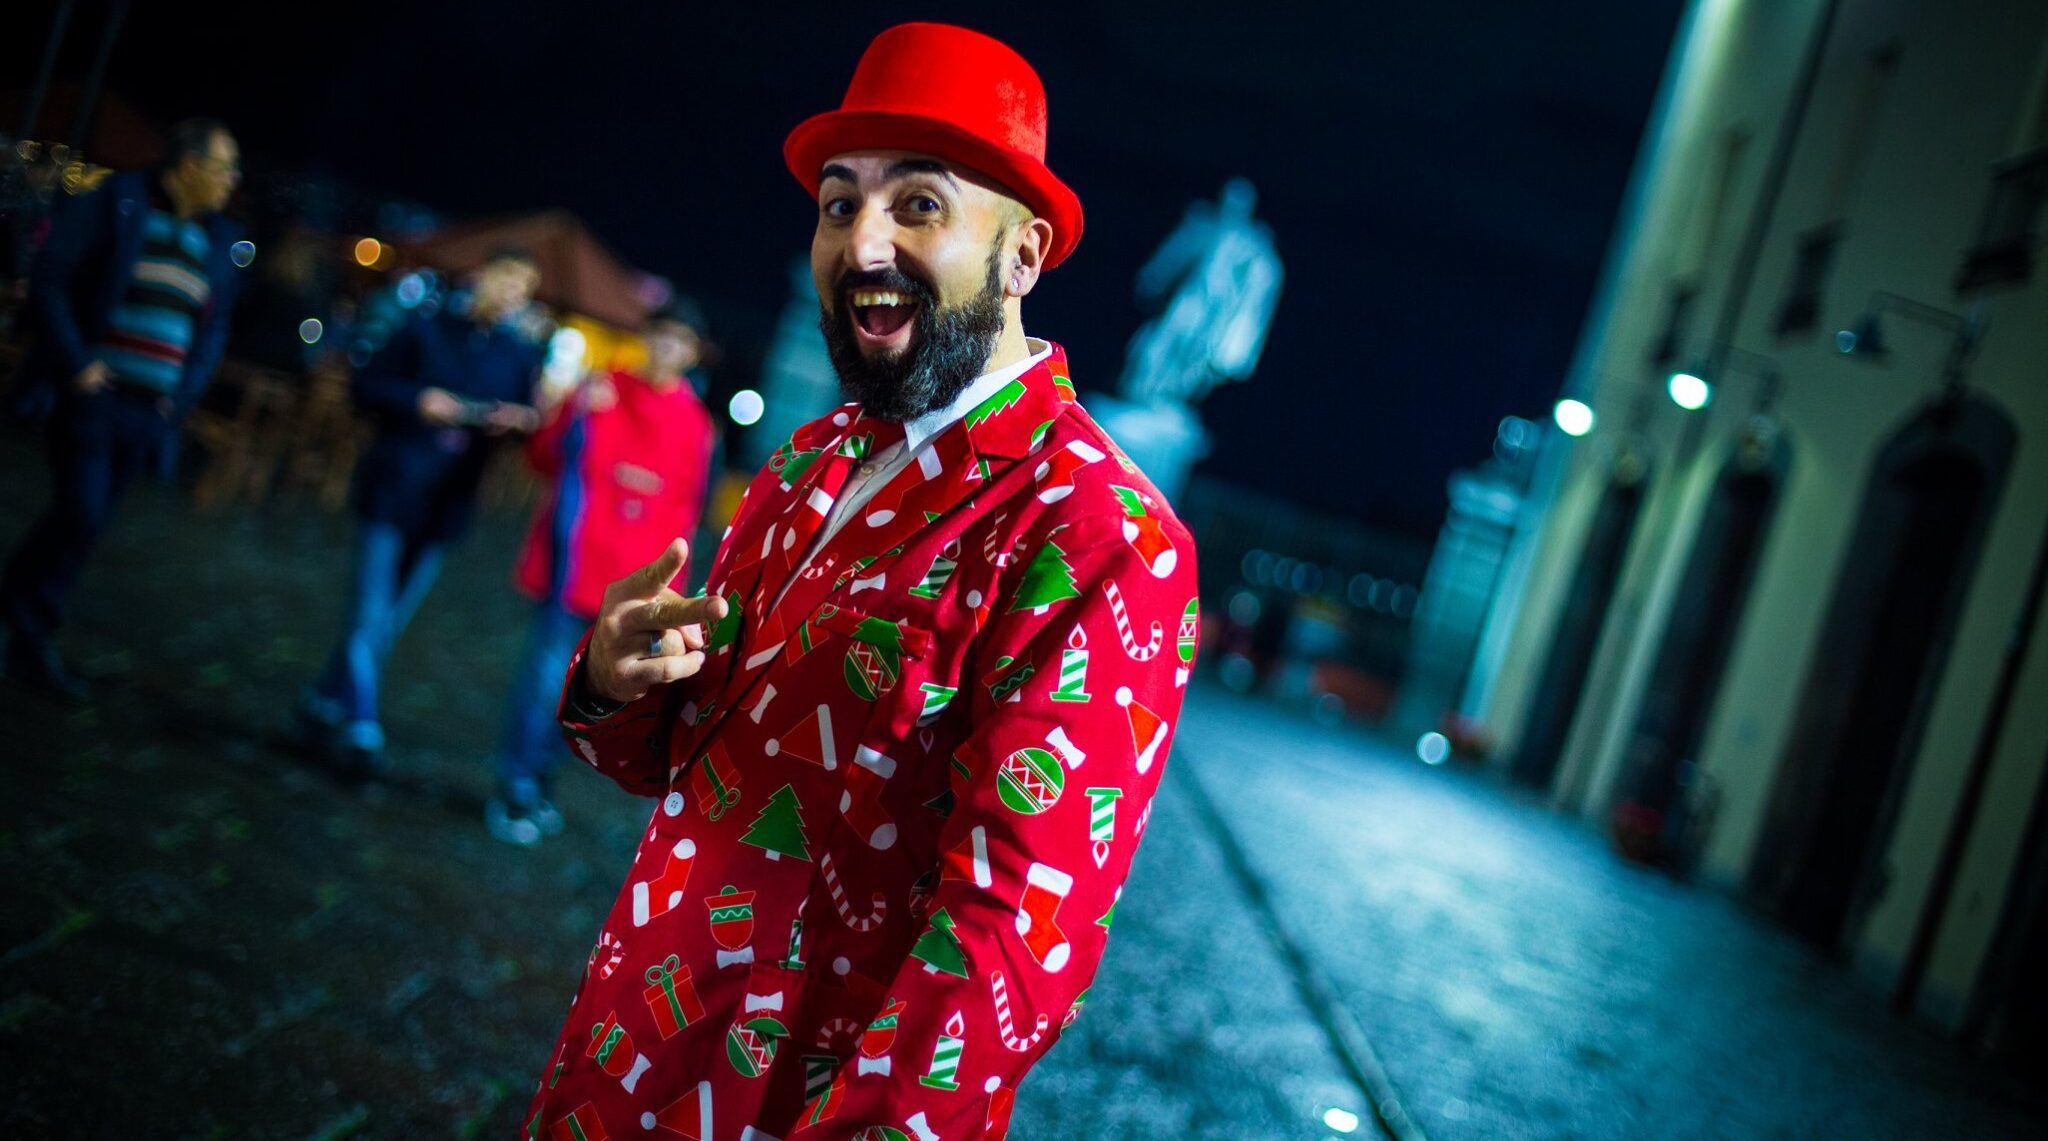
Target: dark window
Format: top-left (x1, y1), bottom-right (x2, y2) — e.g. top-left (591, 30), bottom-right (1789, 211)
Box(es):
top-left (1776, 222), bottom-right (1843, 336)
top-left (1956, 147), bottom-right (2048, 294)
top-left (1649, 280), bottom-right (1697, 370)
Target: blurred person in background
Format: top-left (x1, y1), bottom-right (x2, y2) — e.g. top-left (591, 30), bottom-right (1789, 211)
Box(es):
top-left (0, 119), bottom-right (244, 702)
top-left (297, 247), bottom-right (544, 776)
top-left (486, 299), bottom-right (717, 845)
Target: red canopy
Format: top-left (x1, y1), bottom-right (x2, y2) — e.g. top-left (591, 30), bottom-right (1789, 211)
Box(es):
top-left (403, 210), bottom-right (663, 330)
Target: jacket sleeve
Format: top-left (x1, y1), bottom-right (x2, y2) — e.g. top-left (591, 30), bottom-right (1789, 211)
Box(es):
top-left (812, 497), bottom-right (1198, 1138)
top-left (557, 631), bottom-right (687, 798)
top-left (554, 446), bottom-right (782, 797)
top-left (28, 185), bottom-right (113, 380)
top-left (349, 317), bottom-right (428, 423)
top-left (524, 392), bottom-right (577, 477)
top-left (170, 234), bottom-right (245, 421)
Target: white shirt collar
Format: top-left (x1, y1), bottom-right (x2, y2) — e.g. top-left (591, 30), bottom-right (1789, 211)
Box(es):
top-left (897, 338), bottom-right (1052, 454)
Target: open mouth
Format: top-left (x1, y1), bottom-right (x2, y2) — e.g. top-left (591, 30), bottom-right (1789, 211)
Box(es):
top-left (849, 288), bottom-right (921, 345)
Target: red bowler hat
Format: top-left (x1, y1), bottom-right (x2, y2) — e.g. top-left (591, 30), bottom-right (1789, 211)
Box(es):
top-left (784, 22), bottom-right (1085, 268)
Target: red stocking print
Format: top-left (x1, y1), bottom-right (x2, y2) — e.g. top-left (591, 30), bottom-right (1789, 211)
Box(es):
top-left (1032, 439), bottom-right (1106, 504)
top-left (1014, 861), bottom-right (1074, 972)
top-left (1111, 485), bottom-right (1178, 578)
top-left (633, 837), bottom-right (697, 928)
top-left (840, 746), bottom-right (899, 849)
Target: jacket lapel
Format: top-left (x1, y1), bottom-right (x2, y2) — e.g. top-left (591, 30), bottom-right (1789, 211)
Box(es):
top-left (745, 345), bottom-right (1076, 663)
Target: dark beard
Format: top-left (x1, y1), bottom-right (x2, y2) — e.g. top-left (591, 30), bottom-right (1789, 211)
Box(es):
top-left (819, 241), bottom-right (1005, 423)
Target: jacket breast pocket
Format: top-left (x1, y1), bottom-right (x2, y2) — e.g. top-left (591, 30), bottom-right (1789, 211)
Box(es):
top-left (807, 603), bottom-right (936, 740)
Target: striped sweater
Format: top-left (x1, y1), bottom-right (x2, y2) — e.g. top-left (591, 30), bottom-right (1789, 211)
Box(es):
top-left (95, 207), bottom-right (212, 394)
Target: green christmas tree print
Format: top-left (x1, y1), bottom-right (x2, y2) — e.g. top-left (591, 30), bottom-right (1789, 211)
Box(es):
top-left (1010, 535), bottom-right (1083, 614)
top-left (964, 377), bottom-right (1027, 430)
top-left (910, 907), bottom-right (970, 977)
top-left (740, 784), bottom-right (813, 862)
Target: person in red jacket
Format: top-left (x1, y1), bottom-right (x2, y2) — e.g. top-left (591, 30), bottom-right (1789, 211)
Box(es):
top-left (487, 300), bottom-right (718, 844)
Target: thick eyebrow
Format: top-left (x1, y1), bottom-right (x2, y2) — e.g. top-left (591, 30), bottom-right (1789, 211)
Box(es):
top-left (818, 159), bottom-right (961, 191)
top-left (884, 158), bottom-right (960, 189)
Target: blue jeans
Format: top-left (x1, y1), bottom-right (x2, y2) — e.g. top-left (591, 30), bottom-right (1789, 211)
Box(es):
top-left (313, 521), bottom-right (445, 742)
top-left (495, 599), bottom-right (589, 806)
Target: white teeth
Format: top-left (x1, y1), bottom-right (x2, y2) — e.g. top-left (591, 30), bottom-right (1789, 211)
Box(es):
top-left (851, 289), bottom-right (909, 308)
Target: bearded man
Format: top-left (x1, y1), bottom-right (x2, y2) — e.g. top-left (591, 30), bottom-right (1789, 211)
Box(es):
top-left (525, 23), bottom-right (1198, 1140)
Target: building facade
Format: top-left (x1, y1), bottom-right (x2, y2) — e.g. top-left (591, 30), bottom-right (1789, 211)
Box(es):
top-left (1468, 0), bottom-right (2048, 1053)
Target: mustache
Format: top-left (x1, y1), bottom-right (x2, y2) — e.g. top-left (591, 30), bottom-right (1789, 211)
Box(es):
top-left (832, 266), bottom-right (935, 307)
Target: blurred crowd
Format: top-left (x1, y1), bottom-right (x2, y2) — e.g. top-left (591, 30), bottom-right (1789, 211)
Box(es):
top-left (0, 119), bottom-right (722, 846)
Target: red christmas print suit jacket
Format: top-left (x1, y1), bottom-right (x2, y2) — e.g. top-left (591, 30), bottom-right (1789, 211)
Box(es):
top-left (525, 344), bottom-right (1198, 1141)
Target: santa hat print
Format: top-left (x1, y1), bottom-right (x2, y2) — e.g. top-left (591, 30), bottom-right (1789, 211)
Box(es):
top-left (641, 1080), bottom-right (713, 1137)
top-left (1116, 687), bottom-right (1168, 775)
top-left (940, 824), bottom-right (993, 889)
top-left (765, 704), bottom-right (839, 770)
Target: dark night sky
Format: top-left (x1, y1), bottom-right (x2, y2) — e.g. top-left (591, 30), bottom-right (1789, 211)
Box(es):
top-left (9, 0), bottom-right (1685, 540)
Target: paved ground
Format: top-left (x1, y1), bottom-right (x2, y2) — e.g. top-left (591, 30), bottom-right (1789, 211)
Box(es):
top-left (1174, 688), bottom-right (2048, 1140)
top-left (1, 426), bottom-right (2043, 1138)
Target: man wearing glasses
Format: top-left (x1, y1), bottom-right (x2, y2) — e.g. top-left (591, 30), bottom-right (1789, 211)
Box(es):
top-left (0, 118), bottom-right (246, 702)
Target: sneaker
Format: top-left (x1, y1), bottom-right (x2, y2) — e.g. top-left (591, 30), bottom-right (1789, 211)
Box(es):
top-left (336, 719), bottom-right (390, 781)
top-left (485, 798), bottom-right (545, 847)
top-left (530, 798), bottom-right (565, 837)
top-left (297, 687), bottom-right (345, 731)
top-left (499, 776), bottom-right (566, 837)
top-left (4, 632), bottom-right (91, 705)
top-left (294, 688), bottom-right (344, 753)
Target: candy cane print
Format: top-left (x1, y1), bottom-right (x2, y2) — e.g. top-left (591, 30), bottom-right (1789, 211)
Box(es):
top-left (819, 851), bottom-right (888, 932)
top-left (817, 1016), bottom-right (864, 1053)
top-left (1103, 581), bottom-right (1163, 661)
top-left (990, 969), bottom-right (1049, 1052)
top-left (983, 512), bottom-right (1018, 567)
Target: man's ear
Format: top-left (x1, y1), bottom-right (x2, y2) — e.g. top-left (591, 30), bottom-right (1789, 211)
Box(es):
top-left (1007, 216), bottom-right (1054, 298)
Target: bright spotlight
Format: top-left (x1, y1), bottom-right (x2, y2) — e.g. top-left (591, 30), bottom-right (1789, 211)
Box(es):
top-left (1553, 398), bottom-right (1595, 437)
top-left (298, 318), bottom-right (323, 344)
top-left (1416, 731), bottom-right (1451, 766)
top-left (1323, 1107), bottom-right (1362, 1134)
top-left (728, 389), bottom-right (765, 426)
top-left (353, 237), bottom-right (383, 268)
top-left (1667, 370), bottom-right (1712, 411)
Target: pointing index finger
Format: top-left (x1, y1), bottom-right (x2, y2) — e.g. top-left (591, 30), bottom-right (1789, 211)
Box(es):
top-left (631, 539), bottom-right (690, 598)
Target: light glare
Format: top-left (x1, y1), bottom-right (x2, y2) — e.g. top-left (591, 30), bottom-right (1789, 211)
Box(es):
top-left (729, 389), bottom-right (765, 426)
top-left (1323, 1107), bottom-right (1361, 1134)
top-left (1668, 371), bottom-right (1712, 411)
top-left (1417, 731), bottom-right (1451, 766)
top-left (1553, 398), bottom-right (1595, 437)
top-left (353, 237), bottom-right (383, 268)
top-left (298, 318), bottom-right (323, 344)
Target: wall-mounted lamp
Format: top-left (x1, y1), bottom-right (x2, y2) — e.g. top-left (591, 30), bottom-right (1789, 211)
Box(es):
top-left (1553, 398), bottom-right (1596, 437)
top-left (1836, 291), bottom-right (1987, 398)
top-left (1666, 347), bottom-right (1782, 414)
top-left (1667, 365), bottom-right (1713, 411)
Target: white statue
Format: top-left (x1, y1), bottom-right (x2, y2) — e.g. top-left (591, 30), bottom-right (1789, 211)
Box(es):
top-left (1118, 178), bottom-right (1283, 405)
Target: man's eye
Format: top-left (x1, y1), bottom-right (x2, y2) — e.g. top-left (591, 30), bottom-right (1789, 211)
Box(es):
top-left (903, 195), bottom-right (940, 215)
top-left (822, 198), bottom-right (855, 219)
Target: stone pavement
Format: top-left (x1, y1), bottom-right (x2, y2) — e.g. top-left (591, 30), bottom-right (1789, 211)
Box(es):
top-left (1153, 687), bottom-right (2048, 1140)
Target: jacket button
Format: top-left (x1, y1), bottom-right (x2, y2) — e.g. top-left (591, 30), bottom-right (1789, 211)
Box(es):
top-left (664, 791), bottom-right (685, 816)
